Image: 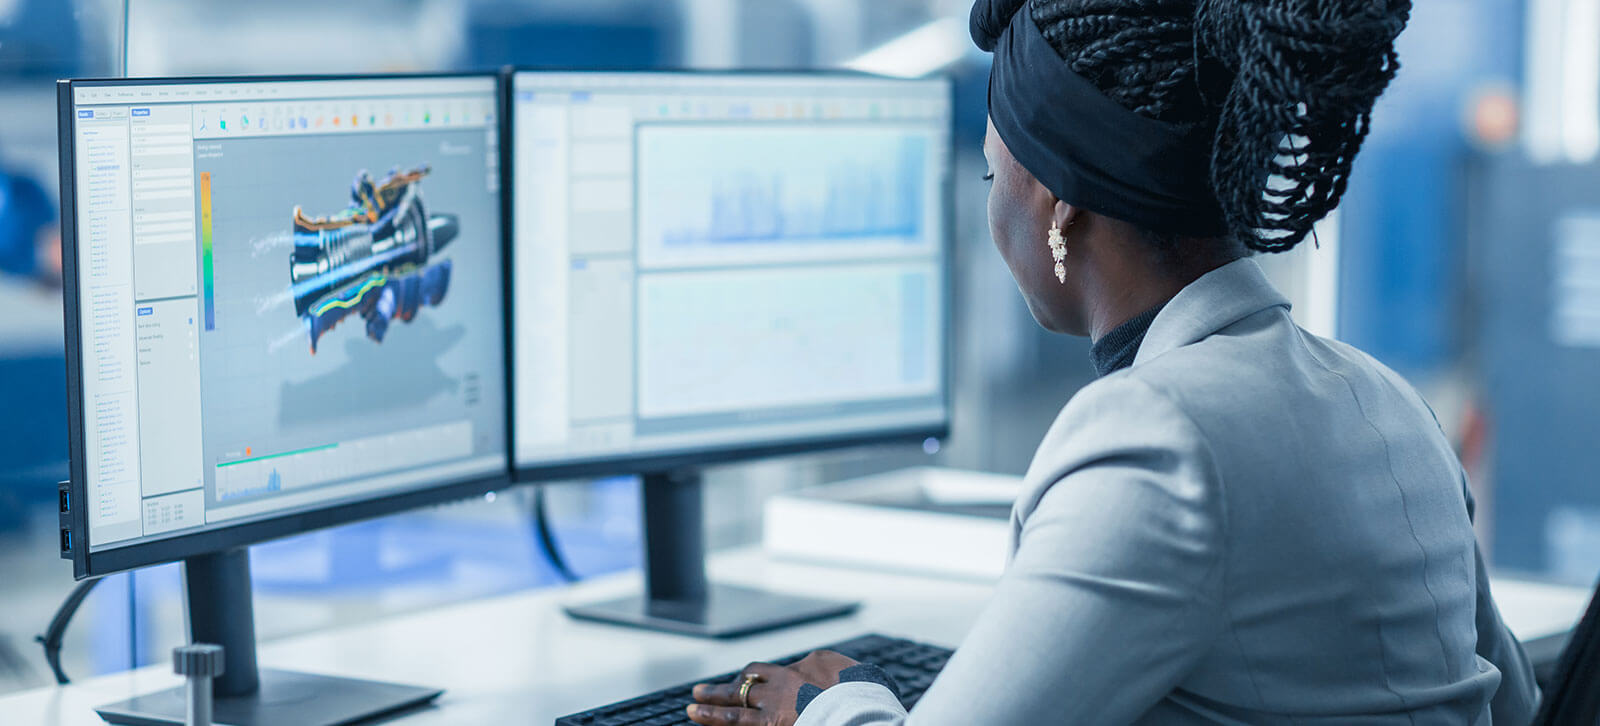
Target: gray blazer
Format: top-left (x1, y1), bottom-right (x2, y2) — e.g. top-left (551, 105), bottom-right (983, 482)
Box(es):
top-left (798, 259), bottom-right (1539, 725)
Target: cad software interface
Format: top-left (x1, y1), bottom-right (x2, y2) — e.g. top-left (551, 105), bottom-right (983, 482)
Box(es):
top-left (512, 72), bottom-right (950, 467)
top-left (70, 77), bottom-right (507, 550)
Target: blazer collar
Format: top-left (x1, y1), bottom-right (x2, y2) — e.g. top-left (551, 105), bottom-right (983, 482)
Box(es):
top-left (1132, 258), bottom-right (1292, 366)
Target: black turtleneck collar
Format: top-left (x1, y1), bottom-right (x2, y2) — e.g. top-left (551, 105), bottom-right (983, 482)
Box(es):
top-left (1089, 302), bottom-right (1166, 377)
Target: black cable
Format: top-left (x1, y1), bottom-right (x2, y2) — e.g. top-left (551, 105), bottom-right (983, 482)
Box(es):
top-left (532, 486), bottom-right (580, 583)
top-left (36, 577), bottom-right (102, 685)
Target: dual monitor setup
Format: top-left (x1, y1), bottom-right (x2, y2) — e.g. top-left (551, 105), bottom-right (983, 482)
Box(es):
top-left (57, 70), bottom-right (952, 725)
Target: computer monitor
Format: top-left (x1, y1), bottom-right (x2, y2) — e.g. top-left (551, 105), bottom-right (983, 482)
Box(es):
top-left (58, 73), bottom-right (508, 725)
top-left (507, 70), bottom-right (952, 636)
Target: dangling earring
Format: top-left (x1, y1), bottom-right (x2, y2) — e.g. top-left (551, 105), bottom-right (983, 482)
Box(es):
top-left (1047, 221), bottom-right (1067, 283)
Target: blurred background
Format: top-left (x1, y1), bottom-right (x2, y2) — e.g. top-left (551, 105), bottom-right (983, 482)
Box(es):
top-left (0, 0), bottom-right (1595, 698)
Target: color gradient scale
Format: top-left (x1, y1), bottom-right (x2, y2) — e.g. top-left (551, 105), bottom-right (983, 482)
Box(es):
top-left (200, 172), bottom-right (215, 330)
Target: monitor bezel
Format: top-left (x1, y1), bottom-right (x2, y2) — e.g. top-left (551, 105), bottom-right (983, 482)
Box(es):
top-left (58, 72), bottom-right (515, 580)
top-left (501, 67), bottom-right (955, 484)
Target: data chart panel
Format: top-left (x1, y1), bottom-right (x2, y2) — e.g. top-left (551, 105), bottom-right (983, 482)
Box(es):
top-left (636, 264), bottom-right (939, 418)
top-left (636, 125), bottom-right (937, 269)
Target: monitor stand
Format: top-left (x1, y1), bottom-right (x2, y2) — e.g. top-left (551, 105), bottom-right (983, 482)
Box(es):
top-left (565, 469), bottom-right (859, 638)
top-left (95, 548), bottom-right (442, 726)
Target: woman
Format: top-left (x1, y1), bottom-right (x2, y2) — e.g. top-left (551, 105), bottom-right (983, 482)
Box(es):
top-left (689, 0), bottom-right (1539, 723)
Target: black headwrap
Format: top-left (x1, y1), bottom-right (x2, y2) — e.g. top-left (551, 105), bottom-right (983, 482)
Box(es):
top-left (972, 0), bottom-right (1226, 236)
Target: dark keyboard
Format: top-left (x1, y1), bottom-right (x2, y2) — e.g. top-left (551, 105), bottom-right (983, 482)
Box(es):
top-left (554, 633), bottom-right (952, 725)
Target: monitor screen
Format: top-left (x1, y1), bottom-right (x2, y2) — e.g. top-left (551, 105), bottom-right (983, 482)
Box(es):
top-left (510, 72), bottom-right (950, 471)
top-left (65, 76), bottom-right (507, 553)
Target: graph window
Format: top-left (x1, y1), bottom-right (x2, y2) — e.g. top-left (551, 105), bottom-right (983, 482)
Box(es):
top-left (68, 78), bottom-right (507, 550)
top-left (512, 73), bottom-right (950, 467)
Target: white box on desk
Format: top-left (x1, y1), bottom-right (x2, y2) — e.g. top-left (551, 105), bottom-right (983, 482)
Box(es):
top-left (763, 467), bottom-right (1023, 580)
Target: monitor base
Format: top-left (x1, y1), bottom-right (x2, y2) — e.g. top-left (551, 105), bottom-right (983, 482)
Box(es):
top-left (94, 668), bottom-right (442, 726)
top-left (565, 583), bottom-right (858, 639)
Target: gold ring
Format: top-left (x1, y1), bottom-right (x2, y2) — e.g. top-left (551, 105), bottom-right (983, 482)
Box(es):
top-left (739, 673), bottom-right (764, 708)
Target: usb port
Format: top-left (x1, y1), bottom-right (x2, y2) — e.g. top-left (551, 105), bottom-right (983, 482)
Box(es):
top-left (59, 489), bottom-right (70, 514)
top-left (60, 528), bottom-right (72, 554)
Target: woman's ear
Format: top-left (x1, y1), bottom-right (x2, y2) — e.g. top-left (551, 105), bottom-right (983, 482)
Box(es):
top-left (1052, 199), bottom-right (1079, 230)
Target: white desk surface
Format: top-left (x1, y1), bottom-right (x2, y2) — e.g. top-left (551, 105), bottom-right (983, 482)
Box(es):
top-left (0, 548), bottom-right (1589, 725)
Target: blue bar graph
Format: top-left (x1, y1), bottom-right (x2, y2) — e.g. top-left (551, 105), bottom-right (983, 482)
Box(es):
top-left (637, 126), bottom-right (934, 257)
top-left (662, 136), bottom-right (926, 246)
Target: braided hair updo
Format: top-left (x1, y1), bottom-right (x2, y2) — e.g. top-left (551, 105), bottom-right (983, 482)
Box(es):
top-left (1030, 0), bottom-right (1411, 253)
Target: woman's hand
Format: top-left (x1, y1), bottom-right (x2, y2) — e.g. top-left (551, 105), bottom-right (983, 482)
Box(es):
top-left (687, 650), bottom-right (861, 726)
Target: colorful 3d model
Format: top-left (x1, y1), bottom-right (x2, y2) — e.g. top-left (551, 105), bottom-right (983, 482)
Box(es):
top-left (289, 166), bottom-right (459, 352)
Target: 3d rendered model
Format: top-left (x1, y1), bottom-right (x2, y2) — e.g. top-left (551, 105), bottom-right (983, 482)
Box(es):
top-left (289, 166), bottom-right (459, 353)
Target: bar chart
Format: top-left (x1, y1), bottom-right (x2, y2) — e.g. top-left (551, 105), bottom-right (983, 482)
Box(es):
top-left (636, 124), bottom-right (937, 269)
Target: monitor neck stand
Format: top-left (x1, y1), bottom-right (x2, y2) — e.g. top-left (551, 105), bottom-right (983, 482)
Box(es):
top-left (564, 469), bottom-right (859, 638)
top-left (93, 547), bottom-right (443, 726)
